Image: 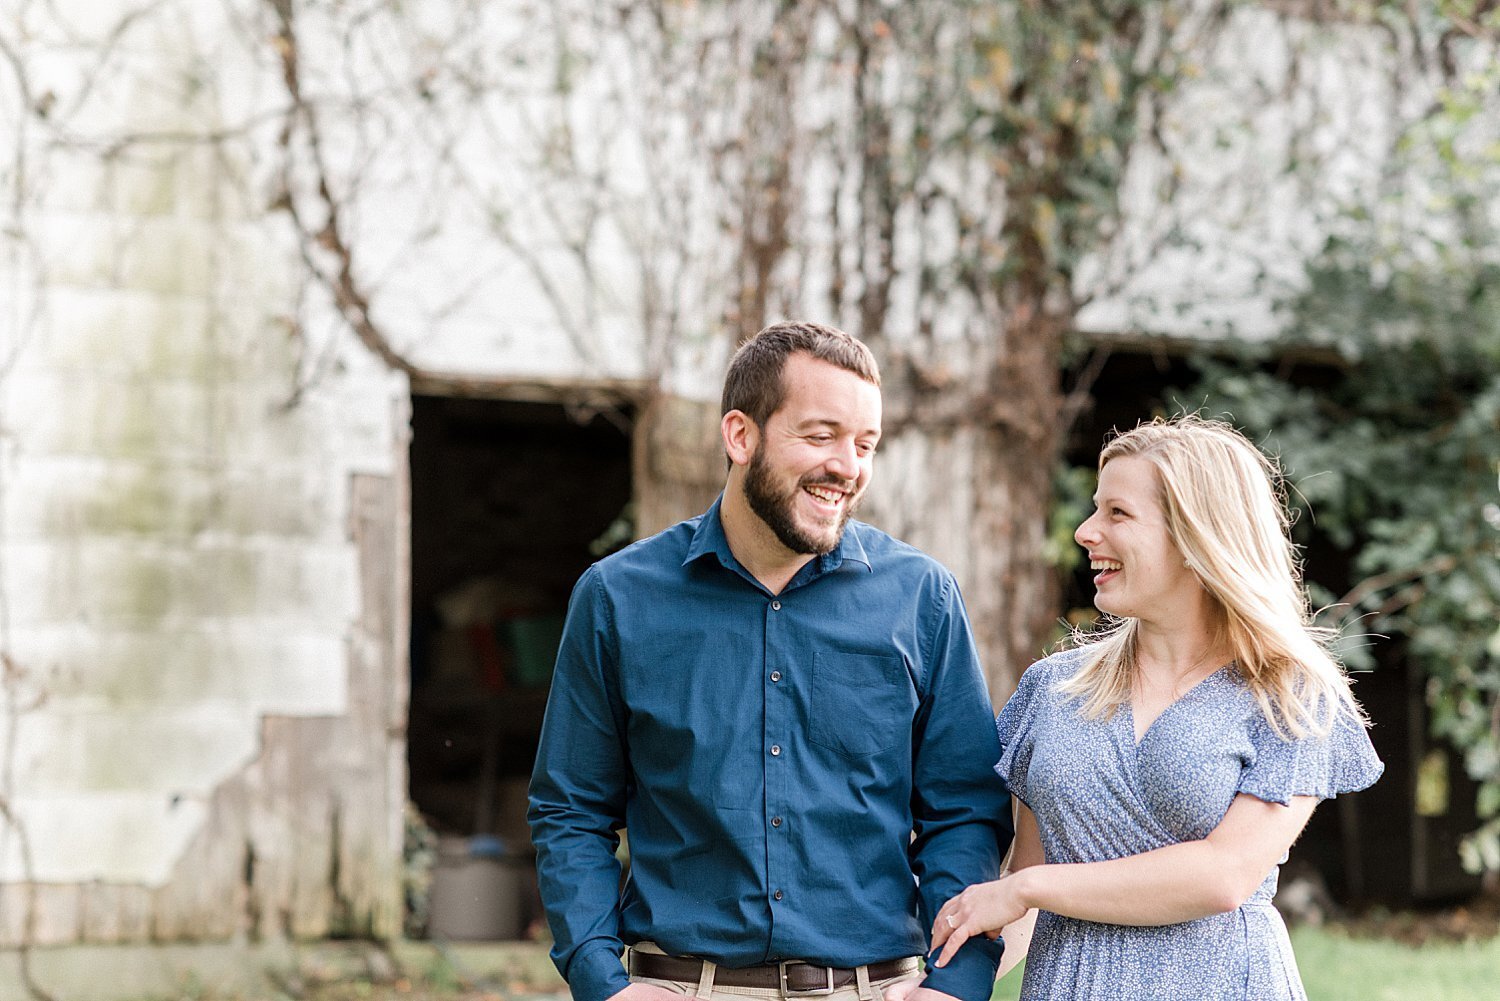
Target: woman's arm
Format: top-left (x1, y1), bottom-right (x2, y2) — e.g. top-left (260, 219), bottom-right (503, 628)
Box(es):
top-left (993, 801), bottom-right (1043, 982)
top-left (932, 792), bottom-right (1318, 968)
top-left (992, 908), bottom-right (1036, 984)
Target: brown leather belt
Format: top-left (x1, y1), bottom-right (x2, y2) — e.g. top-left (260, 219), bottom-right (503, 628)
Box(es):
top-left (629, 951), bottom-right (915, 994)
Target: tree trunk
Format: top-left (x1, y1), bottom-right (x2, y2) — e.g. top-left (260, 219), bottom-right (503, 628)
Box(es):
top-left (865, 309), bottom-right (1065, 704)
top-left (633, 392), bottom-right (725, 540)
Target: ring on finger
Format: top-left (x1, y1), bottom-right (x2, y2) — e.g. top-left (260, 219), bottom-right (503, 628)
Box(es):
top-left (945, 914), bottom-right (957, 929)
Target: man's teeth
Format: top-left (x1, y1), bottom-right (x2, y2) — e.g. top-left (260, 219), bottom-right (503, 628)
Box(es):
top-left (805, 486), bottom-right (843, 503)
top-left (1091, 559), bottom-right (1123, 571)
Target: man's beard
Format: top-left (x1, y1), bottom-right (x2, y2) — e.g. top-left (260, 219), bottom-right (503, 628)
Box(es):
top-left (743, 447), bottom-right (859, 555)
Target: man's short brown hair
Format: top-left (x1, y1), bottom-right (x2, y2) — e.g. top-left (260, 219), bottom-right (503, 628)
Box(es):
top-left (720, 321), bottom-right (881, 427)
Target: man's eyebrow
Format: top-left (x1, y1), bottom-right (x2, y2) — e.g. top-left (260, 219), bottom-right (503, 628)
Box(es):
top-left (795, 417), bottom-right (874, 430)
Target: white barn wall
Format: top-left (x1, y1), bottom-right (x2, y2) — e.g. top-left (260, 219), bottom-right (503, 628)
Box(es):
top-left (1077, 8), bottom-right (1430, 339)
top-left (0, 1), bottom-right (409, 934)
top-left (0, 0), bottom-right (1440, 942)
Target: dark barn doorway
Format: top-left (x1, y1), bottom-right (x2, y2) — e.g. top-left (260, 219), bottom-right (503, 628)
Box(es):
top-left (407, 394), bottom-right (633, 939)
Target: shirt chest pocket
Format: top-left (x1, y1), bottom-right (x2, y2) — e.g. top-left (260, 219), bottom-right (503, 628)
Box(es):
top-left (809, 652), bottom-right (916, 758)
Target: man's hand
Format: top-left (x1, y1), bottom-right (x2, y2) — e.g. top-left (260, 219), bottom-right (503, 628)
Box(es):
top-left (607, 983), bottom-right (685, 1001)
top-left (880, 984), bottom-right (962, 1001)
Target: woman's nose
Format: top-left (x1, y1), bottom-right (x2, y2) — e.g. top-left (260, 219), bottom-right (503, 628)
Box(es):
top-left (1074, 513), bottom-right (1098, 547)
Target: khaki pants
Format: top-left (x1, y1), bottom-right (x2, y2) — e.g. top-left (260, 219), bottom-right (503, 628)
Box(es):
top-left (627, 942), bottom-right (924, 1001)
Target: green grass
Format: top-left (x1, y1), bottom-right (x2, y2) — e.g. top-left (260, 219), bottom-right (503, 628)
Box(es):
top-left (992, 962), bottom-right (1024, 1001)
top-left (988, 926), bottom-right (1500, 1000)
top-left (1290, 925), bottom-right (1500, 1001)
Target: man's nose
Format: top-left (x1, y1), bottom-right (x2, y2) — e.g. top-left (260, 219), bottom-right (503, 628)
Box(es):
top-left (825, 440), bottom-right (859, 480)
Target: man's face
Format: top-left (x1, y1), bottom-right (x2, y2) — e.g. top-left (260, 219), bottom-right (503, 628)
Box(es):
top-left (742, 353), bottom-right (882, 555)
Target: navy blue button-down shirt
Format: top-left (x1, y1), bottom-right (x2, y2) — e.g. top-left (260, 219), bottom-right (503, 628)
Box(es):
top-left (529, 498), bottom-right (1012, 1001)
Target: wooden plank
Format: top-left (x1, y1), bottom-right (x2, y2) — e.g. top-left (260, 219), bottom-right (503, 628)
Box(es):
top-left (79, 883), bottom-right (154, 944)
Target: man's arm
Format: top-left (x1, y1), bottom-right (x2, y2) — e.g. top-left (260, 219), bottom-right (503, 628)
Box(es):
top-left (528, 567), bottom-right (633, 1001)
top-left (905, 574), bottom-right (1013, 1001)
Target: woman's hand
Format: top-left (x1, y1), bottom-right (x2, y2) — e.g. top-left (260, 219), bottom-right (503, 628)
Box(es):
top-left (930, 872), bottom-right (1031, 969)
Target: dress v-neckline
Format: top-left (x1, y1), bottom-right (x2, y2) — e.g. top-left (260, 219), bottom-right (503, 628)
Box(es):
top-left (1126, 662), bottom-right (1234, 747)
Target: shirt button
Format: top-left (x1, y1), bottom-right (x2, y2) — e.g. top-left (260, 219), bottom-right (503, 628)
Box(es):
top-left (770, 745), bottom-right (781, 756)
top-left (773, 890), bottom-right (784, 901)
top-left (771, 600), bottom-right (782, 611)
top-left (770, 671), bottom-right (782, 682)
top-left (771, 816), bottom-right (783, 828)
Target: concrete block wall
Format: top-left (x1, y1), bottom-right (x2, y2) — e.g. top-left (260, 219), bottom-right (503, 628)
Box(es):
top-left (0, 238), bottom-right (395, 888)
top-left (0, 0), bottom-right (682, 936)
top-left (0, 2), bottom-right (405, 900)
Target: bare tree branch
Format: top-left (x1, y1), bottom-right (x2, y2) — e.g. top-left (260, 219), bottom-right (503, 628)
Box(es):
top-left (1324, 553), bottom-right (1461, 628)
top-left (264, 0), bottom-right (420, 380)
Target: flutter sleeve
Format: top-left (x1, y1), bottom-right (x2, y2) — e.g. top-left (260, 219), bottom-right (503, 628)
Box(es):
top-left (994, 655), bottom-right (1062, 805)
top-left (1238, 703), bottom-right (1385, 806)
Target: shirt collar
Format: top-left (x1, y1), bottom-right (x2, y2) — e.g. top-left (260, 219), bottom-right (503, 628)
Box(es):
top-left (683, 494), bottom-right (738, 569)
top-left (684, 494), bottom-right (874, 576)
top-left (828, 520), bottom-right (872, 573)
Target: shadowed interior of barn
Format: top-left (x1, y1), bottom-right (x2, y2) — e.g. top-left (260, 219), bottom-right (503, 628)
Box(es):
top-left (406, 395), bottom-right (633, 939)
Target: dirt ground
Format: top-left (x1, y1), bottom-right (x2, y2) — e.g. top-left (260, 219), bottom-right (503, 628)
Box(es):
top-left (286, 943), bottom-right (568, 1001)
top-left (298, 977), bottom-right (565, 1001)
top-left (109, 891), bottom-right (1498, 1001)
top-left (1336, 885), bottom-right (1500, 946)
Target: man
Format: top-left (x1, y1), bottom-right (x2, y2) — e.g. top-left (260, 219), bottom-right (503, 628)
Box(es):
top-left (529, 321), bottom-right (1012, 1001)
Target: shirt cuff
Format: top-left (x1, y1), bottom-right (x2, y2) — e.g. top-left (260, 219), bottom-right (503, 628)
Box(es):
top-left (566, 939), bottom-right (631, 1001)
top-left (921, 935), bottom-right (1004, 1001)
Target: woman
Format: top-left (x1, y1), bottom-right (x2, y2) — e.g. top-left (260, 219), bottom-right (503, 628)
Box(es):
top-left (930, 415), bottom-right (1382, 999)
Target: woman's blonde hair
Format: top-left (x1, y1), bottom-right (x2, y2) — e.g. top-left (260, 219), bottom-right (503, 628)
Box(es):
top-left (1060, 414), bottom-right (1364, 739)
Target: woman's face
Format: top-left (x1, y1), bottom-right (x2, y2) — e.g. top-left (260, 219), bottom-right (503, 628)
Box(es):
top-left (1074, 456), bottom-right (1204, 622)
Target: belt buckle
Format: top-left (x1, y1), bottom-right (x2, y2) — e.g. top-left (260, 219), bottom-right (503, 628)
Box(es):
top-left (779, 960), bottom-right (835, 997)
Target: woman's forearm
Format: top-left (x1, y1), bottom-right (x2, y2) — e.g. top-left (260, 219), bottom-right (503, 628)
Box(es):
top-left (933, 796), bottom-right (1319, 968)
top-left (1011, 793), bottom-right (1318, 926)
top-left (929, 842), bottom-right (1250, 969)
top-left (1012, 840), bottom-right (1257, 926)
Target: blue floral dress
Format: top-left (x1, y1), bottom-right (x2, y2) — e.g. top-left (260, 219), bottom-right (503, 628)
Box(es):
top-left (995, 649), bottom-right (1383, 1000)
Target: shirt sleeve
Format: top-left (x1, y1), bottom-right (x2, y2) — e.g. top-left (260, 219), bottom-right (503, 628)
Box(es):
top-left (993, 657), bottom-right (1054, 806)
top-left (908, 574), bottom-right (1013, 1001)
top-left (1237, 702), bottom-right (1385, 806)
top-left (528, 567), bottom-right (632, 1001)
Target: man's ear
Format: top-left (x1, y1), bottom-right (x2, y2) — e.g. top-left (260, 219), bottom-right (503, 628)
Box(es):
top-left (721, 410), bottom-right (758, 468)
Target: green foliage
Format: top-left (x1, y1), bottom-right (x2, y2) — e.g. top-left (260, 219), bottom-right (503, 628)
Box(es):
top-left (1180, 226), bottom-right (1500, 875)
top-left (958, 1), bottom-right (1229, 298)
top-left (1177, 4), bottom-right (1500, 868)
top-left (1046, 464), bottom-right (1095, 574)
